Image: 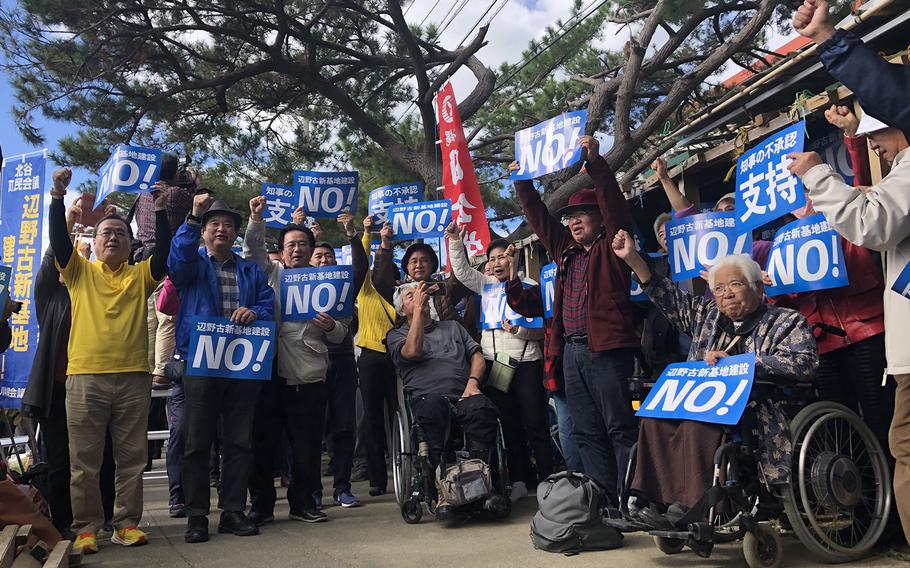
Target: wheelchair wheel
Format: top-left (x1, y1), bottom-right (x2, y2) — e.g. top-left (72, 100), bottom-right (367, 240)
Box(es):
top-left (391, 409), bottom-right (413, 507)
top-left (653, 535), bottom-right (685, 555)
top-left (742, 523), bottom-right (782, 568)
top-left (783, 402), bottom-right (892, 563)
top-left (401, 497), bottom-right (423, 524)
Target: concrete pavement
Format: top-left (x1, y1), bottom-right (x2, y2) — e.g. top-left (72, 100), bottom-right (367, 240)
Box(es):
top-left (84, 469), bottom-right (906, 568)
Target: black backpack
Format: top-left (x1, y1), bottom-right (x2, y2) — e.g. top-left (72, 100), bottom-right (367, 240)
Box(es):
top-left (530, 471), bottom-right (624, 554)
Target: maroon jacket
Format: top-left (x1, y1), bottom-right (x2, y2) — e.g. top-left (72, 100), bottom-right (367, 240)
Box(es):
top-left (514, 155), bottom-right (639, 358)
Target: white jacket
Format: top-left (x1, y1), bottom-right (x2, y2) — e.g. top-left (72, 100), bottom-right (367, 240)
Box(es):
top-left (803, 147), bottom-right (910, 375)
top-left (244, 219), bottom-right (348, 384)
top-left (448, 238), bottom-right (543, 362)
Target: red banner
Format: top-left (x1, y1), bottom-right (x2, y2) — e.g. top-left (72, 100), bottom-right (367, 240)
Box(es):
top-left (436, 82), bottom-right (491, 258)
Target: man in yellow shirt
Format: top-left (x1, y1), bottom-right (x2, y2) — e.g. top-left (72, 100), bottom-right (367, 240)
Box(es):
top-left (49, 168), bottom-right (170, 554)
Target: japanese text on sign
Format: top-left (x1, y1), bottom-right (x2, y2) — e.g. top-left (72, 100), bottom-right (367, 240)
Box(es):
top-left (665, 212), bottom-right (752, 281)
top-left (765, 213), bottom-right (848, 296)
top-left (292, 170), bottom-right (359, 218)
top-left (540, 262), bottom-right (556, 319)
top-left (281, 266), bottom-right (354, 320)
top-left (478, 282), bottom-right (544, 330)
top-left (95, 144), bottom-right (162, 208)
top-left (636, 353), bottom-right (756, 426)
top-left (261, 182), bottom-right (297, 229)
top-left (511, 110), bottom-right (588, 180)
top-left (735, 121), bottom-right (806, 232)
top-left (186, 317), bottom-right (275, 380)
top-left (389, 199), bottom-right (452, 241)
top-left (369, 182), bottom-right (423, 224)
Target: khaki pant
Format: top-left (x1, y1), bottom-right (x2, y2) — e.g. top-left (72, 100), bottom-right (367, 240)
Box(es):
top-left (66, 373), bottom-right (152, 534)
top-left (147, 284), bottom-right (176, 377)
top-left (890, 373), bottom-right (910, 542)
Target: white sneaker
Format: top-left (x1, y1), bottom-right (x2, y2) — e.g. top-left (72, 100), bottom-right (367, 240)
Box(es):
top-left (510, 481), bottom-right (528, 503)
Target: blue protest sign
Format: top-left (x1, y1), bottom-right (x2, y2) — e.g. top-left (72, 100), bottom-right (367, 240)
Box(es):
top-left (807, 129), bottom-right (854, 186)
top-left (540, 262), bottom-right (556, 319)
top-left (389, 199), bottom-right (451, 241)
top-left (0, 153), bottom-right (45, 409)
top-left (478, 282), bottom-right (544, 330)
top-left (735, 121), bottom-right (806, 232)
top-left (186, 317), bottom-right (275, 380)
top-left (0, 265), bottom-right (10, 310)
top-left (636, 353), bottom-right (756, 426)
top-left (261, 182), bottom-right (297, 229)
top-left (631, 280), bottom-right (648, 302)
top-left (94, 144), bottom-right (163, 208)
top-left (512, 110), bottom-right (587, 180)
top-left (893, 261), bottom-right (910, 300)
top-left (665, 212), bottom-right (752, 281)
top-left (281, 266), bottom-right (354, 320)
top-left (765, 214), bottom-right (848, 296)
top-left (292, 170), bottom-right (358, 218)
top-left (369, 181), bottom-right (423, 224)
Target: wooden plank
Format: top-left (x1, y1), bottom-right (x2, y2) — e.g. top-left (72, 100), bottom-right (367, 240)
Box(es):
top-left (13, 527), bottom-right (30, 548)
top-left (9, 554), bottom-right (41, 568)
top-left (43, 541), bottom-right (72, 568)
top-left (0, 526), bottom-right (18, 568)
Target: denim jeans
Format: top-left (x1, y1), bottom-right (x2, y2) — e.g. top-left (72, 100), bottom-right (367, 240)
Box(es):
top-left (551, 391), bottom-right (583, 473)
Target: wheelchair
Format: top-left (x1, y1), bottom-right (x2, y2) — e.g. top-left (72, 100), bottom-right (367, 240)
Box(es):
top-left (390, 377), bottom-right (512, 524)
top-left (608, 375), bottom-right (892, 568)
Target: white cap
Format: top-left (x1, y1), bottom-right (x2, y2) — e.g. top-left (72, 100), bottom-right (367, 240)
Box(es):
top-left (855, 109), bottom-right (889, 136)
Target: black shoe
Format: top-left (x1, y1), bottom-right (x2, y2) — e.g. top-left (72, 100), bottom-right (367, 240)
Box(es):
top-left (169, 504), bottom-right (187, 518)
top-left (185, 516), bottom-right (209, 544)
top-left (218, 511), bottom-right (259, 536)
top-left (435, 505), bottom-right (455, 520)
top-left (369, 486), bottom-right (387, 497)
top-left (289, 509), bottom-right (328, 523)
top-left (247, 510), bottom-right (274, 527)
top-left (350, 464), bottom-right (368, 482)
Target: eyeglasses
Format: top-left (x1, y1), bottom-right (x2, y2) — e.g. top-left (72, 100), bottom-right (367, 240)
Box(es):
top-left (712, 281), bottom-right (748, 295)
top-left (561, 211), bottom-right (595, 223)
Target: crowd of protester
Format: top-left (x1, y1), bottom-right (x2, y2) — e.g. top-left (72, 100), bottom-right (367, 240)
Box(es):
top-left (1, 0), bottom-right (910, 560)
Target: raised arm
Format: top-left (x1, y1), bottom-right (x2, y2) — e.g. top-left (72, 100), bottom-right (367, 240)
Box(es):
top-left (168, 193), bottom-right (213, 289)
top-left (653, 157), bottom-right (693, 212)
top-left (148, 188), bottom-right (172, 281)
top-left (48, 169), bottom-right (74, 269)
top-left (339, 212), bottom-right (368, 297)
top-left (445, 222), bottom-right (491, 294)
top-left (372, 221), bottom-right (397, 304)
top-left (243, 196), bottom-right (276, 276)
top-left (580, 136), bottom-right (633, 240)
top-left (509, 162), bottom-right (571, 259)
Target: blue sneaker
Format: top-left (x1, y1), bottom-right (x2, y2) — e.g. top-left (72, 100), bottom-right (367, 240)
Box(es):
top-left (313, 490), bottom-right (323, 510)
top-left (333, 491), bottom-right (361, 508)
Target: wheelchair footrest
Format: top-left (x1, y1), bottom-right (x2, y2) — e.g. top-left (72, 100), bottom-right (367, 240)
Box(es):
top-left (649, 529), bottom-right (691, 540)
top-left (604, 517), bottom-right (650, 533)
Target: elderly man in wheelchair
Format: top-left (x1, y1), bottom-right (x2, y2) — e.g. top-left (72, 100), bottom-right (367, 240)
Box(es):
top-left (386, 281), bottom-right (510, 522)
top-left (610, 230), bottom-right (892, 567)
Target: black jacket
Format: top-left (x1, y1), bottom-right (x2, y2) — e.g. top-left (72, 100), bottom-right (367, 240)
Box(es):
top-left (21, 249), bottom-right (71, 418)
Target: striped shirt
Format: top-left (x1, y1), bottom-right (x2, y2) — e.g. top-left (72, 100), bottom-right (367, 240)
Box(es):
top-left (562, 249), bottom-right (589, 336)
top-left (210, 255), bottom-right (240, 317)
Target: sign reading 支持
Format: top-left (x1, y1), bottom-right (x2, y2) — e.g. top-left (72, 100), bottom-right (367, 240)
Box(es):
top-left (735, 121), bottom-right (806, 232)
top-left (369, 182), bottom-right (423, 224)
top-left (95, 144), bottom-right (163, 207)
top-left (478, 282), bottom-right (543, 330)
top-left (765, 214), bottom-right (848, 297)
top-left (186, 317), bottom-right (276, 381)
top-left (281, 266), bottom-right (354, 320)
top-left (636, 353), bottom-right (756, 426)
top-left (540, 262), bottom-right (556, 319)
top-left (665, 212), bottom-right (752, 281)
top-left (389, 199), bottom-right (451, 241)
top-left (292, 170), bottom-right (359, 218)
top-left (511, 110), bottom-right (587, 180)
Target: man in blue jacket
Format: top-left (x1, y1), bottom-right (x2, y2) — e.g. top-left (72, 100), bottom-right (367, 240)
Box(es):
top-left (168, 193), bottom-right (274, 544)
top-left (793, 0), bottom-right (910, 139)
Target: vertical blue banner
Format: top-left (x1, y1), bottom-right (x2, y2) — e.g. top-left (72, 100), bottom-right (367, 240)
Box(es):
top-left (665, 212), bottom-right (752, 281)
top-left (292, 170), bottom-right (359, 218)
top-left (0, 153), bottom-right (46, 408)
top-left (540, 262), bottom-right (556, 319)
top-left (368, 181), bottom-right (424, 224)
top-left (511, 110), bottom-right (588, 180)
top-left (261, 182), bottom-right (297, 229)
top-left (94, 144), bottom-right (163, 207)
top-left (765, 213), bottom-right (848, 296)
top-left (735, 121), bottom-right (806, 232)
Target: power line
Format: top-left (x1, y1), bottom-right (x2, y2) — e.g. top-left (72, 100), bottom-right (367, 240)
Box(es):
top-left (433, 0), bottom-right (471, 41)
top-left (455, 0), bottom-right (509, 48)
top-left (418, 0), bottom-right (444, 26)
top-left (496, 0), bottom-right (608, 89)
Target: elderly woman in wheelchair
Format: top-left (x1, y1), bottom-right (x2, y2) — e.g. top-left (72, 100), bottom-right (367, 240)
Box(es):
top-left (386, 282), bottom-right (511, 523)
top-left (611, 231), bottom-right (892, 567)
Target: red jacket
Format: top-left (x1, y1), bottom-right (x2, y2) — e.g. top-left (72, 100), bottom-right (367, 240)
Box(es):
top-left (514, 156), bottom-right (639, 359)
top-left (771, 238), bottom-right (884, 355)
top-left (504, 278), bottom-right (560, 393)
